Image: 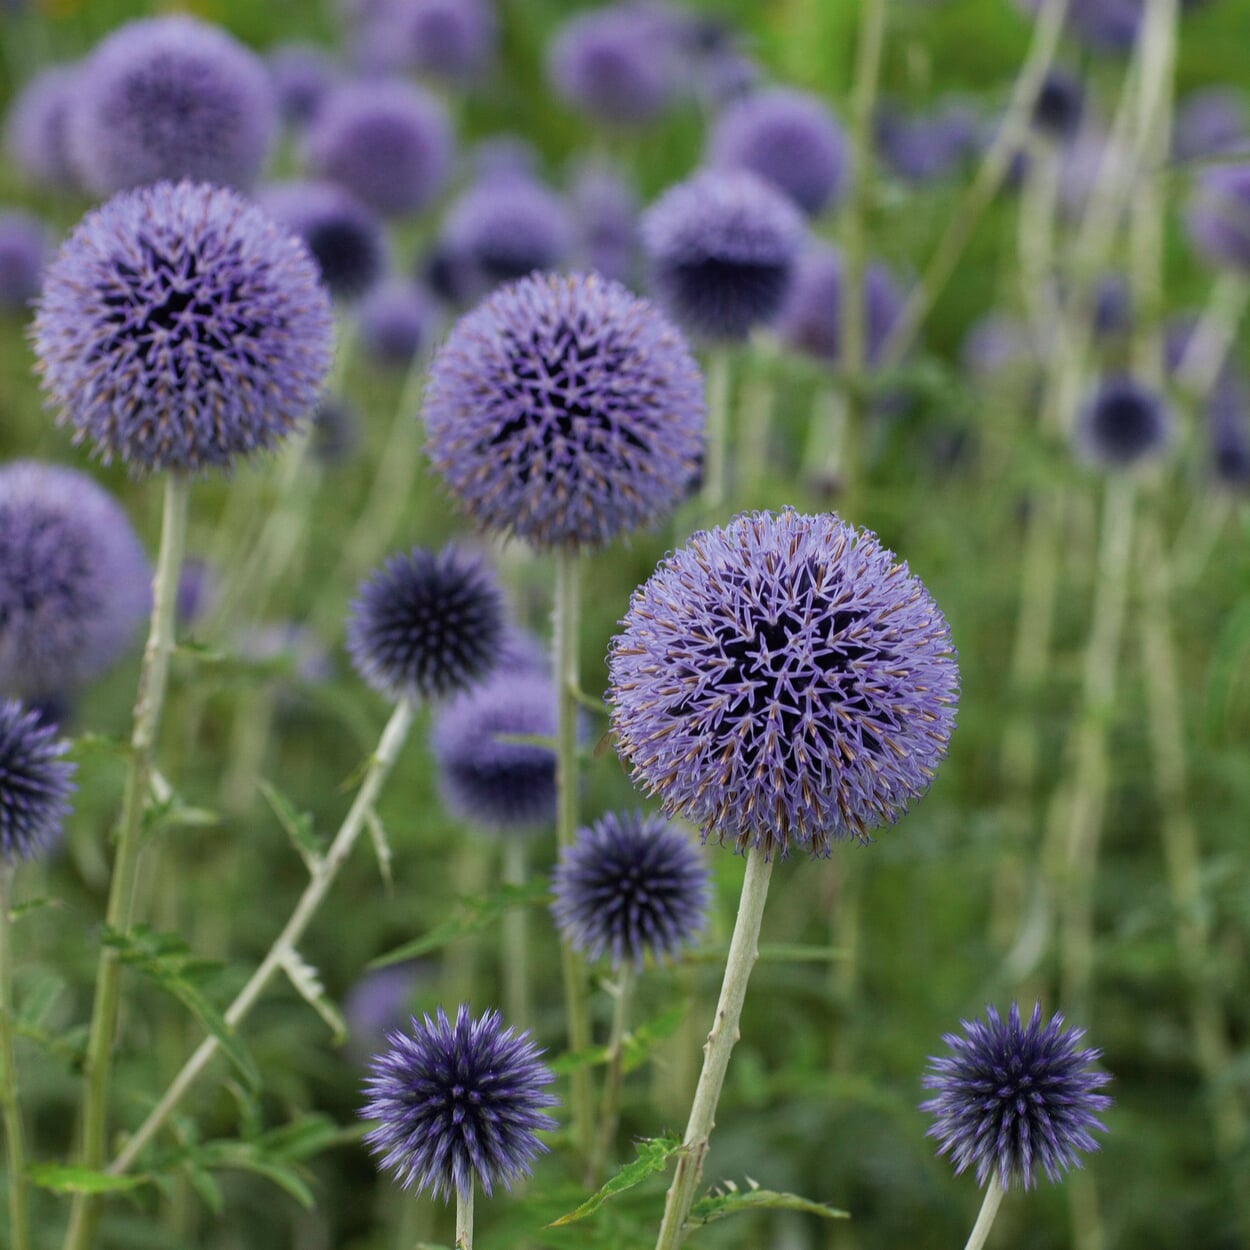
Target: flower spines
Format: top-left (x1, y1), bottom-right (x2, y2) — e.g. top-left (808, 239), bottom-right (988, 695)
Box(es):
top-left (0, 700), bottom-right (76, 864)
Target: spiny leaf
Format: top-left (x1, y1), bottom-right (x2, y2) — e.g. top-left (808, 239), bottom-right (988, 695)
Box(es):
top-left (259, 780), bottom-right (322, 873)
top-left (548, 1135), bottom-right (681, 1226)
top-left (279, 948), bottom-right (347, 1045)
top-left (688, 1181), bottom-right (850, 1226)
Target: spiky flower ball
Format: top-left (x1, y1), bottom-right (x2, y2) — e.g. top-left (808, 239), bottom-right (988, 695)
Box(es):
top-left (0, 462), bottom-right (151, 698)
top-left (642, 168), bottom-right (804, 343)
top-left (1186, 163), bottom-right (1250, 273)
top-left (0, 700), bottom-right (76, 865)
top-left (424, 271), bottom-right (704, 550)
top-left (432, 671), bottom-right (558, 833)
top-left (66, 16), bottom-right (276, 195)
top-left (608, 510), bottom-right (959, 858)
top-left (1074, 376), bottom-right (1171, 468)
top-left (33, 181), bottom-right (333, 474)
top-left (921, 1003), bottom-right (1112, 1191)
top-left (347, 546), bottom-right (505, 702)
top-left (362, 1004), bottom-right (557, 1200)
top-left (551, 811), bottom-right (709, 970)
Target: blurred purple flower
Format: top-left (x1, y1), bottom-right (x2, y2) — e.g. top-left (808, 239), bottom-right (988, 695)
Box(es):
top-left (1172, 88), bottom-right (1249, 164)
top-left (358, 279), bottom-right (439, 369)
top-left (1186, 163), bottom-right (1250, 273)
top-left (4, 64), bottom-right (82, 192)
top-left (1074, 376), bottom-right (1172, 468)
top-left (875, 99), bottom-right (978, 184)
top-left (570, 163), bottom-right (640, 286)
top-left (1206, 372), bottom-right (1250, 489)
top-left (393, 0), bottom-right (497, 83)
top-left (267, 43), bottom-right (339, 128)
top-left (0, 211), bottom-right (48, 313)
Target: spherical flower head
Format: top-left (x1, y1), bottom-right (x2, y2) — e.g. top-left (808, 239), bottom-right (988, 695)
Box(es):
top-left (1172, 88), bottom-right (1249, 164)
top-left (257, 180), bottom-right (386, 302)
top-left (1074, 376), bottom-right (1172, 468)
top-left (548, 6), bottom-right (677, 126)
top-left (608, 510), bottom-right (960, 858)
top-left (395, 0), bottom-right (497, 83)
top-left (642, 168), bottom-right (804, 343)
top-left (921, 1003), bottom-right (1112, 1191)
top-left (0, 461), bottom-right (151, 698)
top-left (358, 280), bottom-right (438, 370)
top-left (424, 271), bottom-right (705, 550)
top-left (875, 100), bottom-right (978, 185)
top-left (347, 545), bottom-right (505, 702)
top-left (304, 79), bottom-right (452, 218)
top-left (1032, 69), bottom-right (1085, 140)
top-left (267, 42), bottom-right (339, 128)
top-left (0, 700), bottom-right (76, 865)
top-left (0, 211), bottom-right (48, 314)
top-left (1186, 163), bottom-right (1250, 274)
top-left (4, 64), bottom-right (82, 192)
top-left (67, 16), bottom-right (276, 195)
top-left (362, 1004), bottom-right (557, 1201)
top-left (33, 181), bottom-right (334, 475)
top-left (1206, 372), bottom-right (1250, 490)
top-left (432, 671), bottom-right (558, 833)
top-left (570, 163), bottom-right (641, 287)
top-left (708, 88), bottom-right (846, 217)
top-left (551, 810), bottom-right (709, 971)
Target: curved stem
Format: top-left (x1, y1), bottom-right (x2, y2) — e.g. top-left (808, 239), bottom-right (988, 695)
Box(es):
top-left (654, 848), bottom-right (774, 1250)
top-left (109, 699), bottom-right (416, 1177)
top-left (0, 869), bottom-right (30, 1250)
top-left (64, 471), bottom-right (190, 1250)
top-left (591, 964), bottom-right (634, 1187)
top-left (963, 1178), bottom-right (1005, 1250)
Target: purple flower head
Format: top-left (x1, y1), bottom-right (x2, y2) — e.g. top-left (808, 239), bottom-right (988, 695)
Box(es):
top-left (922, 1002), bottom-right (1112, 1191)
top-left (344, 961), bottom-right (431, 1063)
top-left (875, 100), bottom-right (978, 185)
top-left (394, 0), bottom-right (497, 83)
top-left (424, 271), bottom-right (705, 550)
top-left (267, 43), bottom-right (339, 128)
top-left (1016, 0), bottom-right (1141, 52)
top-left (358, 280), bottom-right (439, 370)
top-left (0, 462), bottom-right (151, 698)
top-left (0, 211), bottom-right (48, 314)
top-left (608, 510), bottom-right (960, 858)
top-left (551, 810), bottom-right (709, 971)
top-left (0, 700), bottom-right (76, 865)
top-left (570, 162), bottom-right (641, 287)
top-left (67, 16), bottom-right (276, 195)
top-left (257, 180), bottom-right (386, 302)
top-left (642, 168), bottom-right (804, 343)
top-left (347, 545), bottom-right (505, 702)
top-left (1172, 88), bottom-right (1249, 164)
top-left (548, 5), bottom-right (677, 126)
top-left (1186, 163), bottom-right (1250, 274)
top-left (305, 79), bottom-right (452, 218)
top-left (1089, 273), bottom-right (1132, 338)
top-left (361, 1004), bottom-right (557, 1200)
top-left (1206, 372), bottom-right (1250, 490)
top-left (1032, 69), bottom-right (1085, 140)
top-left (470, 135), bottom-right (540, 184)
top-left (708, 87), bottom-right (846, 217)
top-left (432, 671), bottom-right (558, 833)
top-left (1074, 376), bottom-right (1172, 468)
top-left (4, 64), bottom-right (82, 192)
top-left (960, 314), bottom-right (1036, 379)
top-left (33, 181), bottom-right (333, 475)
top-left (311, 397), bottom-right (361, 467)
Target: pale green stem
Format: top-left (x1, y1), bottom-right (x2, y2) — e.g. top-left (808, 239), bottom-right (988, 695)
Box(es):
top-left (108, 699), bottom-right (416, 1177)
top-left (963, 1179), bottom-right (1005, 1250)
top-left (1173, 273), bottom-right (1250, 399)
top-left (553, 550), bottom-right (594, 1171)
top-left (501, 838), bottom-right (530, 1030)
top-left (0, 869), bottom-right (30, 1250)
top-left (455, 1179), bottom-right (474, 1250)
top-left (654, 848), bottom-right (774, 1250)
top-left (738, 342), bottom-right (779, 497)
top-left (699, 351), bottom-right (732, 517)
top-left (591, 964), bottom-right (634, 1187)
top-left (64, 471), bottom-right (190, 1250)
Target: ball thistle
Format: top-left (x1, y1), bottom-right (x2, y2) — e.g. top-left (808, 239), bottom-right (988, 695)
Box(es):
top-left (33, 180), bottom-right (333, 475)
top-left (361, 1004), bottom-right (557, 1200)
top-left (4, 63), bottom-right (83, 192)
top-left (921, 1002), bottom-right (1112, 1191)
top-left (1186, 163), bottom-right (1250, 274)
top-left (608, 510), bottom-right (959, 858)
top-left (358, 280), bottom-right (438, 370)
top-left (1074, 376), bottom-right (1172, 468)
top-left (424, 271), bottom-right (705, 551)
top-left (0, 700), bottom-right (76, 865)
top-left (0, 211), bottom-right (48, 314)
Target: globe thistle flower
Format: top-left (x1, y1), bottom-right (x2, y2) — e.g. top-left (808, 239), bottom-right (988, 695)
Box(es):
top-left (0, 699), bottom-right (76, 865)
top-left (424, 271), bottom-right (705, 550)
top-left (0, 461), bottom-right (151, 698)
top-left (257, 180), bottom-right (386, 302)
top-left (304, 79), bottom-right (452, 218)
top-left (548, 5), bottom-right (677, 126)
top-left (3, 64), bottom-right (82, 192)
top-left (361, 1004), bottom-right (557, 1200)
top-left (1032, 69), bottom-right (1085, 141)
top-left (358, 280), bottom-right (438, 370)
top-left (393, 0), bottom-right (497, 84)
top-left (551, 810), bottom-right (709, 970)
top-left (347, 546), bottom-right (505, 702)
top-left (33, 181), bottom-right (334, 475)
top-left (874, 100), bottom-right (978, 185)
top-left (921, 1002), bottom-right (1112, 1191)
top-left (1074, 376), bottom-right (1172, 468)
top-left (0, 211), bottom-right (48, 314)
top-left (344, 960), bottom-right (432, 1063)
top-left (1172, 88), bottom-right (1249, 164)
top-left (708, 88), bottom-right (846, 218)
top-left (1186, 164), bottom-right (1250, 274)
top-left (570, 163), bottom-right (641, 286)
top-left (67, 16), bottom-right (276, 195)
top-left (432, 671), bottom-right (559, 833)
top-left (642, 168), bottom-right (804, 343)
top-left (608, 510), bottom-right (959, 858)
top-left (267, 42), bottom-right (339, 128)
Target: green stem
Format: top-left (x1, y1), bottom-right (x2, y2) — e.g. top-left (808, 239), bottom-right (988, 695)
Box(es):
top-left (108, 699), bottom-right (416, 1177)
top-left (963, 1178), bottom-right (1005, 1250)
top-left (553, 549), bottom-right (594, 1170)
top-left (64, 471), bottom-right (190, 1250)
top-left (501, 838), bottom-right (530, 1030)
top-left (0, 869), bottom-right (30, 1250)
top-left (738, 341), bottom-right (778, 498)
top-left (654, 848), bottom-right (774, 1250)
top-left (1173, 273), bottom-right (1249, 399)
top-left (699, 351), bottom-right (732, 517)
top-left (455, 1178), bottom-right (474, 1250)
top-left (592, 964), bottom-right (634, 1187)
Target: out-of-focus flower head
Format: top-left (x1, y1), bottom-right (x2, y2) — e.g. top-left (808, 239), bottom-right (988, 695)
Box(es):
top-left (267, 43), bottom-right (340, 128)
top-left (0, 211), bottom-right (48, 314)
top-left (1073, 375), bottom-right (1172, 468)
top-left (4, 64), bottom-right (82, 192)
top-left (358, 279), bottom-right (439, 370)
top-left (1186, 163), bottom-right (1250, 274)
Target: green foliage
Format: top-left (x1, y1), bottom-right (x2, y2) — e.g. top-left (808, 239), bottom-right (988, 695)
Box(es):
top-left (549, 1135), bottom-right (682, 1226)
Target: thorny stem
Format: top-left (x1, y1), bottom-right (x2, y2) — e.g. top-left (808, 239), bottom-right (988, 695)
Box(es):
top-left (0, 869), bottom-right (30, 1250)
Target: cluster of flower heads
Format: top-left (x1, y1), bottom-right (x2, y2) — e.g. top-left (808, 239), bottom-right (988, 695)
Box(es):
top-left (609, 510), bottom-right (960, 858)
top-left (0, 700), bottom-right (76, 865)
top-left (424, 271), bottom-right (705, 550)
top-left (33, 181), bottom-right (333, 475)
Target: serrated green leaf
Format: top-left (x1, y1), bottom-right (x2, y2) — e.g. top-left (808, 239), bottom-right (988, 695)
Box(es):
top-left (688, 1186), bottom-right (849, 1226)
top-left (259, 781), bottom-right (322, 873)
top-left (279, 948), bottom-right (347, 1044)
top-left (28, 1165), bottom-right (150, 1195)
top-left (371, 879), bottom-right (552, 967)
top-left (548, 1135), bottom-right (681, 1226)
top-left (192, 1141), bottom-right (317, 1208)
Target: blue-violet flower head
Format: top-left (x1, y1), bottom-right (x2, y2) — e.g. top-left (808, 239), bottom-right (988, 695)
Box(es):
top-left (4, 64), bottom-right (82, 192)
top-left (0, 211), bottom-right (48, 313)
top-left (1186, 163), bottom-right (1250, 274)
top-left (1074, 376), bottom-right (1171, 468)
top-left (0, 699), bottom-right (76, 865)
